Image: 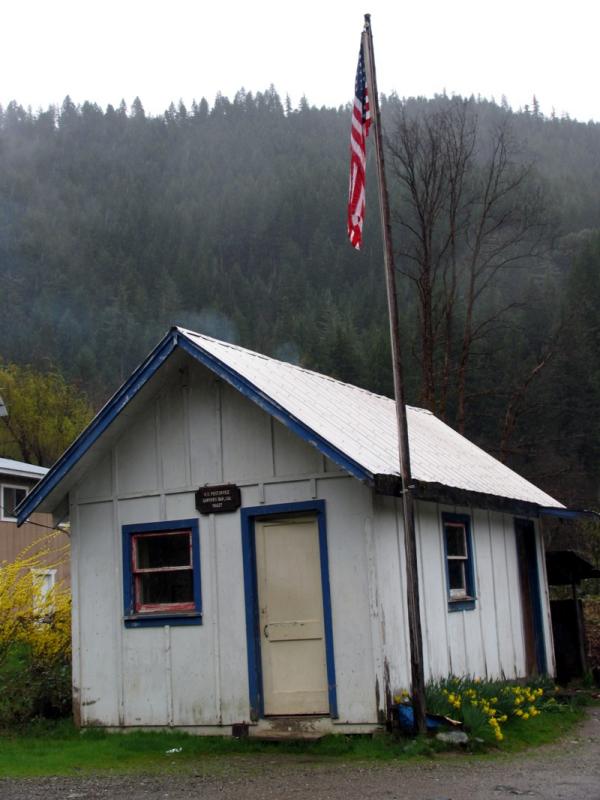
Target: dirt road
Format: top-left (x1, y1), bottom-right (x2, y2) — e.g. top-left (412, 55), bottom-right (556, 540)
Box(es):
top-left (2, 708), bottom-right (599, 800)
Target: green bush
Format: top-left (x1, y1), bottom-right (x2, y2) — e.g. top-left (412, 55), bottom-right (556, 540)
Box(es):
top-left (0, 643), bottom-right (71, 728)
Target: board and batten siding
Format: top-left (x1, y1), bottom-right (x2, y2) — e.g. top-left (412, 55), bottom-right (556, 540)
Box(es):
top-left (70, 360), bottom-right (378, 728)
top-left (69, 355), bottom-right (553, 730)
top-left (372, 496), bottom-right (554, 697)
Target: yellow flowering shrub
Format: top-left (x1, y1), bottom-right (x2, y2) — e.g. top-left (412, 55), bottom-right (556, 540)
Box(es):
top-left (0, 533), bottom-right (71, 725)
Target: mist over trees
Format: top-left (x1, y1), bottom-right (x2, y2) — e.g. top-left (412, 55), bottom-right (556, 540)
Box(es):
top-left (0, 89), bottom-right (599, 514)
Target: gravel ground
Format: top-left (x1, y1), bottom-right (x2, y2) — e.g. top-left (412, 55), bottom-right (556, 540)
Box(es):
top-left (2, 708), bottom-right (599, 800)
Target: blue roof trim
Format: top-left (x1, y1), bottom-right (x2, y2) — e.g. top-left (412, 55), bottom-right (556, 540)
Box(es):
top-left (176, 334), bottom-right (372, 485)
top-left (17, 328), bottom-right (372, 525)
top-left (16, 331), bottom-right (179, 525)
top-left (539, 507), bottom-right (597, 520)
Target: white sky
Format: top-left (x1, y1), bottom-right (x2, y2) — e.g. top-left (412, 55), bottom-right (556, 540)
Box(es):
top-left (1, 0), bottom-right (598, 122)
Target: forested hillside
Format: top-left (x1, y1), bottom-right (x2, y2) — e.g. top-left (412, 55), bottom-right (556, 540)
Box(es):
top-left (1, 90), bottom-right (599, 512)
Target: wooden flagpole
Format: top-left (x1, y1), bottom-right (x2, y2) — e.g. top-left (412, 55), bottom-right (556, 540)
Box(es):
top-left (362, 13), bottom-right (427, 735)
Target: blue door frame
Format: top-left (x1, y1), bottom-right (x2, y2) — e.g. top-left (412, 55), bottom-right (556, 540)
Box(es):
top-left (240, 500), bottom-right (338, 720)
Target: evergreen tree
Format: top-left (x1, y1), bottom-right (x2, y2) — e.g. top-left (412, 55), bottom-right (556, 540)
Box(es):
top-left (0, 90), bottom-right (599, 507)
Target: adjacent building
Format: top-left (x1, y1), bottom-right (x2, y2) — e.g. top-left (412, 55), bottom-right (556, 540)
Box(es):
top-left (1, 456), bottom-right (69, 590)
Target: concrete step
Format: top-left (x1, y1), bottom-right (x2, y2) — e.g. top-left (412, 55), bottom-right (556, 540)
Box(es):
top-left (249, 715), bottom-right (330, 741)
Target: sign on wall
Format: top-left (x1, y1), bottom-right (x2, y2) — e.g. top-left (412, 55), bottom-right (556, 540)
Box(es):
top-left (195, 484), bottom-right (241, 515)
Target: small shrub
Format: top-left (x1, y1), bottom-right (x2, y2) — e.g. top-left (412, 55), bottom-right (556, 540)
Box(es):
top-left (0, 534), bottom-right (71, 727)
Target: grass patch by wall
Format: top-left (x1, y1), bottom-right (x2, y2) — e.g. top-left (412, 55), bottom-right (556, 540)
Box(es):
top-left (0, 702), bottom-right (587, 778)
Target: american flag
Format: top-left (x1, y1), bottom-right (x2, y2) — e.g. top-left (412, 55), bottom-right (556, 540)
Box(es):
top-left (347, 37), bottom-right (371, 249)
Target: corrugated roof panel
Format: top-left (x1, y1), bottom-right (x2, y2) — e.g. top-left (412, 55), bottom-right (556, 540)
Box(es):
top-left (180, 328), bottom-right (562, 509)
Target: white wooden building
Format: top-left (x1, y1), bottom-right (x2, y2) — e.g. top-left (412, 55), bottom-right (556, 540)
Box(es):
top-left (18, 327), bottom-right (566, 734)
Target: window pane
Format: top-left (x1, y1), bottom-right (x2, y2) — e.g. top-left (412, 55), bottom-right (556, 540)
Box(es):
top-left (448, 560), bottom-right (466, 593)
top-left (136, 533), bottom-right (191, 569)
top-left (445, 525), bottom-right (467, 557)
top-left (138, 570), bottom-right (193, 606)
top-left (32, 569), bottom-right (56, 614)
top-left (3, 487), bottom-right (27, 518)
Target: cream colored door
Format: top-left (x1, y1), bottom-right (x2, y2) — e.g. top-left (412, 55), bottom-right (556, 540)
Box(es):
top-left (255, 516), bottom-right (329, 716)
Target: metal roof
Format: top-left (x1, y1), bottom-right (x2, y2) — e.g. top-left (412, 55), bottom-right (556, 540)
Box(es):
top-left (180, 329), bottom-right (562, 509)
top-left (0, 457), bottom-right (48, 481)
top-left (17, 326), bottom-right (563, 524)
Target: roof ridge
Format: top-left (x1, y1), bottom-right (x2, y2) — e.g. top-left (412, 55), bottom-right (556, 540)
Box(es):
top-left (176, 327), bottom-right (433, 414)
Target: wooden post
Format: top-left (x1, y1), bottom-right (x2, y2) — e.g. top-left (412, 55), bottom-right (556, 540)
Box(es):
top-left (571, 579), bottom-right (588, 676)
top-left (362, 14), bottom-right (427, 734)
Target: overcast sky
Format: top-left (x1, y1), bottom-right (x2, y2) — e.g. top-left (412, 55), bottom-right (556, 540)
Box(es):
top-left (1, 0), bottom-right (597, 122)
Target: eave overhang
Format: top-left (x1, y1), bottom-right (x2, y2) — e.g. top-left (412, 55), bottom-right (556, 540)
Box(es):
top-left (373, 474), bottom-right (568, 518)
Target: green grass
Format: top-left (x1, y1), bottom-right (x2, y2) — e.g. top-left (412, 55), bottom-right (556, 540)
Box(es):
top-left (0, 723), bottom-right (442, 778)
top-left (0, 703), bottom-right (588, 778)
top-left (492, 699), bottom-right (587, 753)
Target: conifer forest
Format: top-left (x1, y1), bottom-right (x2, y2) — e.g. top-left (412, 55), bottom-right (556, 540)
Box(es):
top-left (1, 89), bottom-right (599, 528)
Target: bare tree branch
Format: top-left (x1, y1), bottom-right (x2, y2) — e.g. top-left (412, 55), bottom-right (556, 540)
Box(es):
top-left (387, 97), bottom-right (551, 431)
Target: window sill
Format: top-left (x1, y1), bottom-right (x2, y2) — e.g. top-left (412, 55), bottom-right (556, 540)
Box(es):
top-left (124, 611), bottom-right (203, 628)
top-left (448, 597), bottom-right (476, 612)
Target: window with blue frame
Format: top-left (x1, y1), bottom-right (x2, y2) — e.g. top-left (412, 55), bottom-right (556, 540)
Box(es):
top-left (122, 519), bottom-right (202, 627)
top-left (442, 512), bottom-right (476, 611)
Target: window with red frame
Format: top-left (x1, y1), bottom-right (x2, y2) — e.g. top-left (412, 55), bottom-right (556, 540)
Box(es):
top-left (132, 529), bottom-right (194, 612)
top-left (123, 519), bottom-right (201, 628)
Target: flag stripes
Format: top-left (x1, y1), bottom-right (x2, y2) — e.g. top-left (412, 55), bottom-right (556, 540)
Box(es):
top-left (347, 37), bottom-right (371, 249)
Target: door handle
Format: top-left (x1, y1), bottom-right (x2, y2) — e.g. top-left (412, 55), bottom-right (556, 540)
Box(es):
top-left (263, 624), bottom-right (269, 639)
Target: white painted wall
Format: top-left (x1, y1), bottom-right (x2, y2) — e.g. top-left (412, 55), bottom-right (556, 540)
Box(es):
top-left (372, 498), bottom-right (554, 701)
top-left (71, 359), bottom-right (377, 728)
top-left (70, 354), bottom-right (553, 729)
